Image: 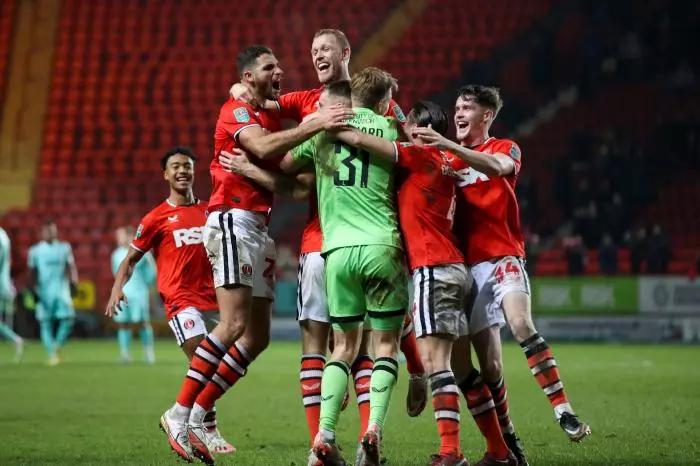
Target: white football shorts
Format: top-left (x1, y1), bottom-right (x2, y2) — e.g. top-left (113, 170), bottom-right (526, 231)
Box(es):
top-left (168, 307), bottom-right (219, 346)
top-left (204, 208), bottom-right (276, 299)
top-left (469, 256), bottom-right (530, 335)
top-left (296, 251), bottom-right (329, 323)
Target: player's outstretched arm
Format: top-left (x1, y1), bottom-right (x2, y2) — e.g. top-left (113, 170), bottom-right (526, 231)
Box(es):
top-left (105, 247), bottom-right (144, 317)
top-left (219, 150), bottom-right (312, 201)
top-left (333, 129), bottom-right (397, 162)
top-left (238, 105), bottom-right (354, 160)
top-left (414, 126), bottom-right (515, 177)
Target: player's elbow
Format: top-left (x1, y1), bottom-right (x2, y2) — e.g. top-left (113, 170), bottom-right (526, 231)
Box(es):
top-left (489, 160), bottom-right (513, 177)
top-left (126, 255), bottom-right (140, 268)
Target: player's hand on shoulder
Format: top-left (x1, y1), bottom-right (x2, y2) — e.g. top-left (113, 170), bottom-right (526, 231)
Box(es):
top-left (414, 125), bottom-right (450, 149)
top-left (105, 289), bottom-right (127, 317)
top-left (219, 149), bottom-right (251, 175)
top-left (230, 82), bottom-right (257, 106)
top-left (310, 104), bottom-right (355, 131)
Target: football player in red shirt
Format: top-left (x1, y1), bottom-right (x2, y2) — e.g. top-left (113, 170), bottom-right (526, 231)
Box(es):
top-left (106, 147), bottom-right (236, 458)
top-left (230, 30), bottom-right (428, 449)
top-left (416, 85), bottom-right (592, 461)
top-left (157, 45), bottom-right (352, 464)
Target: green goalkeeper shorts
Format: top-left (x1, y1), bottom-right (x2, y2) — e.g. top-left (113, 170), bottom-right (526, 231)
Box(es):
top-left (324, 244), bottom-right (408, 331)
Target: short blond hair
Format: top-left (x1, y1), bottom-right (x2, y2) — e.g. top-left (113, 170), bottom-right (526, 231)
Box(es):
top-left (350, 67), bottom-right (397, 110)
top-left (313, 29), bottom-right (350, 51)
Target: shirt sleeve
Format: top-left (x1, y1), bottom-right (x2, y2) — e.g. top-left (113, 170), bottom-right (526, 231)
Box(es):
top-left (394, 142), bottom-right (418, 169)
top-left (131, 214), bottom-right (158, 253)
top-left (386, 99), bottom-right (407, 124)
top-left (277, 92), bottom-right (304, 122)
top-left (219, 101), bottom-right (263, 142)
top-left (496, 140), bottom-right (522, 175)
top-left (394, 141), bottom-right (426, 171)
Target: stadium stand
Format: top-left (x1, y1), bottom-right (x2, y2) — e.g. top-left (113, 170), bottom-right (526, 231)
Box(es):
top-left (1, 0), bottom-right (401, 307)
top-left (0, 0), bottom-right (16, 109)
top-left (376, 0), bottom-right (553, 107)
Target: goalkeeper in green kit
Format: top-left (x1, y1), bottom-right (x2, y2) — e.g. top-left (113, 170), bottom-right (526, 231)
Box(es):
top-left (286, 69), bottom-right (406, 466)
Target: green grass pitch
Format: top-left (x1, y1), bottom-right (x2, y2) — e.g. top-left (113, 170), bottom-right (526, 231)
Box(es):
top-left (1, 339), bottom-right (699, 465)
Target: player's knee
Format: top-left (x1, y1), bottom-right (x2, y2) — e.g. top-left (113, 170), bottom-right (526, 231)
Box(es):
top-left (245, 331), bottom-right (270, 358)
top-left (332, 336), bottom-right (360, 364)
top-left (482, 358), bottom-right (503, 382)
top-left (218, 317), bottom-right (247, 343)
top-left (419, 351), bottom-right (436, 375)
top-left (333, 346), bottom-right (357, 364)
top-left (374, 339), bottom-right (399, 360)
top-left (510, 316), bottom-right (536, 342)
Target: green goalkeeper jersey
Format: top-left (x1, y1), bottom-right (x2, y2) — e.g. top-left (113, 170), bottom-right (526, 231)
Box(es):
top-left (292, 107), bottom-right (402, 253)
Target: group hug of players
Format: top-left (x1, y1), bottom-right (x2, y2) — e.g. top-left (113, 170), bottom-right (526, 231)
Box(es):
top-left (106, 29), bottom-right (590, 466)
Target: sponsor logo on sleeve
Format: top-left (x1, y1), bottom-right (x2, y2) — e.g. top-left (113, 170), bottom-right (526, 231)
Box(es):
top-left (509, 144), bottom-right (521, 161)
top-left (234, 107), bottom-right (251, 123)
top-left (135, 224), bottom-right (144, 239)
top-left (392, 104), bottom-right (406, 122)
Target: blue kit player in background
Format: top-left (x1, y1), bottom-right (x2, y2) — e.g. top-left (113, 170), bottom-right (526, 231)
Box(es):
top-left (28, 220), bottom-right (78, 365)
top-left (111, 225), bottom-right (157, 364)
top-left (0, 226), bottom-right (24, 362)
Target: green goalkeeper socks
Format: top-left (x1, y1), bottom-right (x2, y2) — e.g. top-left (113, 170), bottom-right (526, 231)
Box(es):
top-left (319, 360), bottom-right (350, 434)
top-left (369, 357), bottom-right (399, 429)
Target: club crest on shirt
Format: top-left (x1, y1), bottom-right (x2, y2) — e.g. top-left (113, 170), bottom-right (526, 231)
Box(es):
top-left (234, 107), bottom-right (250, 123)
top-left (392, 104), bottom-right (406, 122)
top-left (509, 144), bottom-right (521, 161)
top-left (135, 224), bottom-right (144, 239)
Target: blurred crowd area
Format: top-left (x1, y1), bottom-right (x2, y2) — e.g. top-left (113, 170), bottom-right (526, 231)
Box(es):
top-left (506, 0), bottom-right (700, 276)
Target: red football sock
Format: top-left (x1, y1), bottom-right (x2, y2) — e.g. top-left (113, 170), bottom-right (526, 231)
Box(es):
top-left (521, 333), bottom-right (570, 410)
top-left (176, 335), bottom-right (227, 408)
top-left (194, 342), bottom-right (251, 412)
top-left (351, 354), bottom-right (373, 439)
top-left (300, 354), bottom-right (325, 445)
top-left (400, 315), bottom-right (425, 375)
top-left (487, 377), bottom-right (515, 434)
top-left (458, 370), bottom-right (509, 459)
top-left (430, 371), bottom-right (461, 456)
